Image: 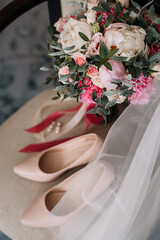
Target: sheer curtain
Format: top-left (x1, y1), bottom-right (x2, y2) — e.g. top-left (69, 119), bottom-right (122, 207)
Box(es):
top-left (49, 79), bottom-right (160, 240)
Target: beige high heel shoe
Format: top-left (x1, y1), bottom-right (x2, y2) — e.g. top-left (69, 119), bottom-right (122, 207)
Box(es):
top-left (21, 162), bottom-right (115, 227)
top-left (14, 133), bottom-right (103, 182)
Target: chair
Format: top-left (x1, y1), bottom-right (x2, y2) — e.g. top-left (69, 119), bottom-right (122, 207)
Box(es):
top-left (0, 0), bottom-right (61, 32)
top-left (0, 1), bottom-right (159, 239)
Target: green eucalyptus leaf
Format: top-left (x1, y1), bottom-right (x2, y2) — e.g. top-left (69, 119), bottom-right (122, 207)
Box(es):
top-left (92, 6), bottom-right (103, 11)
top-left (148, 4), bottom-right (155, 21)
top-left (111, 56), bottom-right (127, 61)
top-left (78, 63), bottom-right (86, 73)
top-left (138, 15), bottom-right (148, 29)
top-left (52, 95), bottom-right (61, 100)
top-left (55, 85), bottom-right (67, 91)
top-left (81, 45), bottom-right (87, 49)
top-left (91, 91), bottom-right (97, 101)
top-left (98, 13), bottom-right (103, 23)
top-left (131, 0), bottom-right (141, 11)
top-left (103, 91), bottom-right (116, 96)
top-left (40, 66), bottom-right (50, 71)
top-left (63, 45), bottom-right (75, 51)
top-left (59, 74), bottom-right (70, 82)
top-left (47, 39), bottom-right (57, 45)
top-left (48, 25), bottom-right (53, 35)
top-left (50, 45), bottom-right (62, 50)
top-left (104, 61), bottom-right (112, 71)
top-left (128, 65), bottom-right (136, 78)
top-left (133, 61), bottom-right (143, 67)
top-left (149, 51), bottom-right (160, 62)
top-left (105, 14), bottom-right (113, 28)
top-left (106, 48), bottom-right (119, 59)
top-left (101, 2), bottom-right (110, 12)
top-left (87, 107), bottom-right (99, 114)
top-left (49, 51), bottom-right (64, 56)
top-left (43, 76), bottom-right (54, 85)
top-left (154, 18), bottom-right (160, 25)
top-left (115, 4), bottom-right (121, 18)
top-left (99, 41), bottom-right (109, 59)
top-left (78, 32), bottom-right (89, 42)
top-left (105, 98), bottom-right (117, 109)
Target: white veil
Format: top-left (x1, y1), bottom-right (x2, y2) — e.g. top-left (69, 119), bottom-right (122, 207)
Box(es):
top-left (49, 79), bottom-right (160, 240)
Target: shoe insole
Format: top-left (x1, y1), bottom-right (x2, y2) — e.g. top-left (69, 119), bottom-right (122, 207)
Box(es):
top-left (39, 137), bottom-right (95, 173)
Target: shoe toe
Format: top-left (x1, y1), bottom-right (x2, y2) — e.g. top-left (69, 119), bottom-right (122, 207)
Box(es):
top-left (13, 157), bottom-right (37, 180)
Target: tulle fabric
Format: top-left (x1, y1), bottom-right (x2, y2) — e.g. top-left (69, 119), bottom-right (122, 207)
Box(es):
top-left (49, 79), bottom-right (160, 240)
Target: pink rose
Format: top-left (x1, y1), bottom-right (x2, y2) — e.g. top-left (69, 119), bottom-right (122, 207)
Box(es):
top-left (99, 60), bottom-right (125, 89)
top-left (59, 65), bottom-right (69, 75)
top-left (59, 65), bottom-right (73, 84)
top-left (72, 52), bottom-right (86, 66)
top-left (86, 65), bottom-right (98, 77)
top-left (87, 65), bottom-right (103, 88)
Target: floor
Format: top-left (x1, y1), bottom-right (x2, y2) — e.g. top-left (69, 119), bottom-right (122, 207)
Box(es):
top-left (0, 1), bottom-right (50, 239)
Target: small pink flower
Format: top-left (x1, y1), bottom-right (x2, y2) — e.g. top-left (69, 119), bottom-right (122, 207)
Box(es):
top-left (149, 44), bottom-right (160, 56)
top-left (72, 52), bottom-right (86, 66)
top-left (79, 77), bottom-right (104, 104)
top-left (59, 65), bottom-right (69, 75)
top-left (86, 65), bottom-right (98, 77)
top-left (97, 8), bottom-right (123, 27)
top-left (59, 65), bottom-right (73, 84)
top-left (99, 60), bottom-right (126, 89)
top-left (129, 73), bottom-right (155, 104)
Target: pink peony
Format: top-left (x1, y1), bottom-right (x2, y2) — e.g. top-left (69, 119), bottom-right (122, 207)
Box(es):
top-left (85, 32), bottom-right (104, 57)
top-left (129, 73), bottom-right (155, 104)
top-left (79, 77), bottom-right (104, 104)
top-left (72, 52), bottom-right (86, 66)
top-left (99, 60), bottom-right (126, 89)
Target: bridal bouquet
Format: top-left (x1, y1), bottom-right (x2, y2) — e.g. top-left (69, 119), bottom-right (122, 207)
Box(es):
top-left (41, 0), bottom-right (160, 121)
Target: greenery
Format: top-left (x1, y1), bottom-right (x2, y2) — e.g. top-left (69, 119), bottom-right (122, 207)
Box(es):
top-left (40, 0), bottom-right (160, 121)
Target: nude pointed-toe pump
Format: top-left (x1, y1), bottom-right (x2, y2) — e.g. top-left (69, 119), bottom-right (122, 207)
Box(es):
top-left (21, 161), bottom-right (115, 227)
top-left (14, 133), bottom-right (103, 182)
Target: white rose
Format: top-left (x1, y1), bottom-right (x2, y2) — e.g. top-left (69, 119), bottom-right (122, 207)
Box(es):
top-left (88, 0), bottom-right (99, 10)
top-left (108, 94), bottom-right (126, 104)
top-left (85, 10), bottom-right (97, 24)
top-left (151, 62), bottom-right (160, 80)
top-left (60, 18), bottom-right (92, 52)
top-left (116, 0), bottom-right (129, 8)
top-left (104, 24), bottom-right (147, 60)
top-left (92, 76), bottom-right (104, 88)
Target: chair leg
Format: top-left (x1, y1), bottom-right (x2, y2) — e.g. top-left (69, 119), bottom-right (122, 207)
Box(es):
top-left (47, 0), bottom-right (62, 29)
